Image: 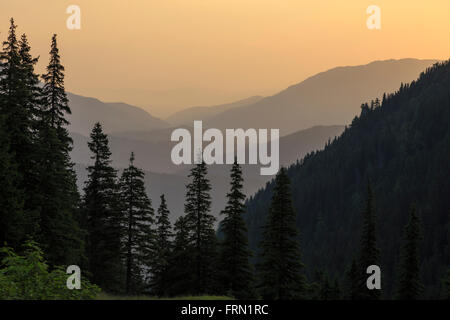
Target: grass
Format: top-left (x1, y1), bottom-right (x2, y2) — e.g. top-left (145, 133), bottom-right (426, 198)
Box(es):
top-left (97, 292), bottom-right (234, 300)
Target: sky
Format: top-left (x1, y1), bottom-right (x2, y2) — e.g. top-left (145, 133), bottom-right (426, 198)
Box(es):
top-left (1, 0), bottom-right (449, 117)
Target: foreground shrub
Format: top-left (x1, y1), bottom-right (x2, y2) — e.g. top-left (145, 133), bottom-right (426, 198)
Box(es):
top-left (0, 241), bottom-right (100, 300)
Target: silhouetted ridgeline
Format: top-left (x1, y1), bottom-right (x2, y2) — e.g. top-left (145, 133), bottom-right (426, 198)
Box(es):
top-left (245, 61), bottom-right (450, 299)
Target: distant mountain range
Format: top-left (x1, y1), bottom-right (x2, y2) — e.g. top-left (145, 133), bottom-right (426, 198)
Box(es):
top-left (67, 92), bottom-right (169, 136)
top-left (68, 58), bottom-right (438, 224)
top-left (202, 59), bottom-right (438, 135)
top-left (67, 59), bottom-right (437, 139)
top-left (165, 96), bottom-right (263, 126)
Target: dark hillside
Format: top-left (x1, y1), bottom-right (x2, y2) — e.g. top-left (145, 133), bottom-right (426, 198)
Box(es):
top-left (245, 61), bottom-right (450, 298)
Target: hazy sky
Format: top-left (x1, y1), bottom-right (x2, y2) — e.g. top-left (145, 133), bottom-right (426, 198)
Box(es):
top-left (1, 0), bottom-right (449, 117)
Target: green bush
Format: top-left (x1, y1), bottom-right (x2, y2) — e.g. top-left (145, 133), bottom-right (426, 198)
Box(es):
top-left (0, 241), bottom-right (100, 300)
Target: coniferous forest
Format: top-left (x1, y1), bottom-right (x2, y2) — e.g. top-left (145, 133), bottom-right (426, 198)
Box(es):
top-left (0, 18), bottom-right (449, 301)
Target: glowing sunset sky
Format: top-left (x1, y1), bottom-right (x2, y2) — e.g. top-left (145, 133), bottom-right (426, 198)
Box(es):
top-left (1, 0), bottom-right (449, 116)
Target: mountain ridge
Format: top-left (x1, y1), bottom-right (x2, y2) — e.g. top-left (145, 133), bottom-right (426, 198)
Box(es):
top-left (244, 60), bottom-right (450, 298)
top-left (67, 92), bottom-right (170, 136)
top-left (204, 58), bottom-right (439, 135)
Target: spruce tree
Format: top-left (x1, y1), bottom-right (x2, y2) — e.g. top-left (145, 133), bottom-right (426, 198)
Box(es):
top-left (219, 161), bottom-right (254, 299)
top-left (357, 181), bottom-right (380, 300)
top-left (258, 167), bottom-right (306, 300)
top-left (83, 122), bottom-right (123, 292)
top-left (0, 19), bottom-right (39, 241)
top-left (396, 205), bottom-right (423, 299)
top-left (36, 34), bottom-right (84, 266)
top-left (166, 215), bottom-right (193, 296)
top-left (118, 152), bottom-right (155, 294)
top-left (184, 161), bottom-right (218, 295)
top-left (151, 194), bottom-right (173, 296)
top-left (41, 35), bottom-right (71, 131)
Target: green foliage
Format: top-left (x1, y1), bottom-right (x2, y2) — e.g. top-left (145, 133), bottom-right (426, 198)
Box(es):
top-left (118, 152), bottom-right (155, 294)
top-left (258, 167), bottom-right (306, 300)
top-left (219, 161), bottom-right (254, 299)
top-left (0, 241), bottom-right (99, 300)
top-left (0, 20), bottom-right (83, 267)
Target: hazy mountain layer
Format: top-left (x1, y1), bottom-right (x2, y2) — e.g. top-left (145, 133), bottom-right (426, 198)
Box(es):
top-left (204, 59), bottom-right (438, 135)
top-left (165, 96), bottom-right (263, 126)
top-left (67, 92), bottom-right (169, 136)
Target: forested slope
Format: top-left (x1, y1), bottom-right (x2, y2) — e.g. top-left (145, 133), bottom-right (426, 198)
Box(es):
top-left (245, 61), bottom-right (450, 298)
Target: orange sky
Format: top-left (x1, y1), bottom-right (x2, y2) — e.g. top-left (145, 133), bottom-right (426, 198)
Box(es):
top-left (1, 0), bottom-right (449, 117)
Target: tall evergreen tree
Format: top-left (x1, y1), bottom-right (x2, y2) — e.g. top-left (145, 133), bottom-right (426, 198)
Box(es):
top-left (166, 215), bottom-right (193, 296)
top-left (357, 181), bottom-right (380, 300)
top-left (0, 19), bottom-right (39, 242)
top-left (219, 161), bottom-right (254, 299)
top-left (41, 35), bottom-right (71, 131)
top-left (184, 161), bottom-right (218, 295)
top-left (258, 167), bottom-right (306, 300)
top-left (396, 205), bottom-right (423, 299)
top-left (36, 34), bottom-right (84, 266)
top-left (83, 122), bottom-right (123, 292)
top-left (118, 152), bottom-right (155, 294)
top-left (151, 194), bottom-right (172, 296)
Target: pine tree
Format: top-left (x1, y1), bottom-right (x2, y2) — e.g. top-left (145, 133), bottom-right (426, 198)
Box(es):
top-left (219, 161), bottom-right (254, 299)
top-left (36, 34), bottom-right (84, 266)
top-left (396, 205), bottom-right (423, 299)
top-left (151, 194), bottom-right (173, 296)
top-left (357, 181), bottom-right (380, 300)
top-left (0, 19), bottom-right (39, 242)
top-left (118, 152), bottom-right (155, 294)
top-left (166, 215), bottom-right (193, 296)
top-left (258, 167), bottom-right (306, 300)
top-left (184, 161), bottom-right (218, 295)
top-left (41, 35), bottom-right (71, 131)
top-left (82, 122), bottom-right (123, 292)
